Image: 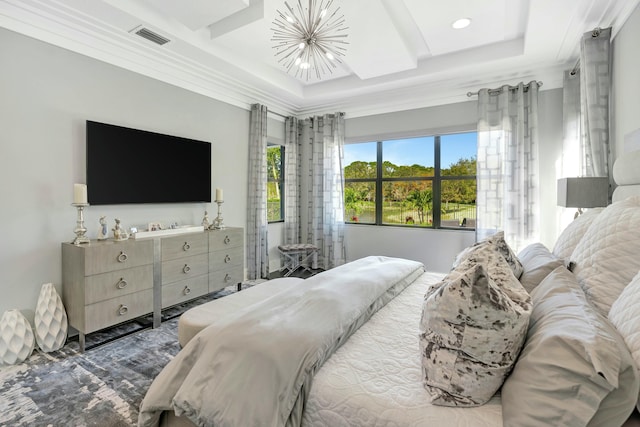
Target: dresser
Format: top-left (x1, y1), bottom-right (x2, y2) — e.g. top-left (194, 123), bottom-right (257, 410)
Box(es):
top-left (62, 227), bottom-right (244, 351)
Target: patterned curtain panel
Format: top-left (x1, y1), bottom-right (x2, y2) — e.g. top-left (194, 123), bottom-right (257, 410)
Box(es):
top-left (561, 69), bottom-right (581, 178)
top-left (284, 117), bottom-right (301, 245)
top-left (580, 27), bottom-right (612, 179)
top-left (302, 113), bottom-right (347, 269)
top-left (476, 82), bottom-right (541, 252)
top-left (246, 104), bottom-right (269, 280)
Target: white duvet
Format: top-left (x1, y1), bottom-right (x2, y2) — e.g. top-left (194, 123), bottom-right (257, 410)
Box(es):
top-left (302, 271), bottom-right (503, 427)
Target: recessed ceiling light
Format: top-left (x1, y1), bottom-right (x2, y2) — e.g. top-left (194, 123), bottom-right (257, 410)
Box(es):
top-left (452, 18), bottom-right (472, 29)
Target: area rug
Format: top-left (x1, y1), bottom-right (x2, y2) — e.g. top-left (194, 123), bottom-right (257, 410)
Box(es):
top-left (0, 284), bottom-right (250, 426)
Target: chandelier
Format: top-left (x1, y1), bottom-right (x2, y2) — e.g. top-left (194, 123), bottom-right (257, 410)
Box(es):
top-left (271, 0), bottom-right (349, 81)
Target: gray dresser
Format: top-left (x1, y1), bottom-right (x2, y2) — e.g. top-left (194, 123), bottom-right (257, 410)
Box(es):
top-left (62, 227), bottom-right (244, 351)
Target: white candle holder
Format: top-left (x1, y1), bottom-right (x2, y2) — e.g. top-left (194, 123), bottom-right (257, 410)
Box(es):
top-left (212, 200), bottom-right (225, 229)
top-left (72, 203), bottom-right (90, 245)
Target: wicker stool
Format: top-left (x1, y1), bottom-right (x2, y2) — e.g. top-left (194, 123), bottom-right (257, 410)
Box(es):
top-left (277, 243), bottom-right (318, 277)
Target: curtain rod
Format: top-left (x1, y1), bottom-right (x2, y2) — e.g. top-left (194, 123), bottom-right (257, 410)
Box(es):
top-left (466, 81), bottom-right (543, 98)
top-left (267, 110), bottom-right (288, 119)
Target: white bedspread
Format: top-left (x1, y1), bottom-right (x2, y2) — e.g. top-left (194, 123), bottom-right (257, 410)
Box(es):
top-left (302, 271), bottom-right (504, 427)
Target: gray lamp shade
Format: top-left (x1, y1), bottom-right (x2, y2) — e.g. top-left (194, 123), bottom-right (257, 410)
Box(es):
top-left (557, 177), bottom-right (609, 208)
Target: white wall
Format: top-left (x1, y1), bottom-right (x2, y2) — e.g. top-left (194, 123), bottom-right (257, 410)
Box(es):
top-left (613, 4), bottom-right (640, 159)
top-left (0, 28), bottom-right (250, 318)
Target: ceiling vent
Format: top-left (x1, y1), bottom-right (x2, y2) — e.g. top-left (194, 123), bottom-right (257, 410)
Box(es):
top-left (130, 26), bottom-right (170, 46)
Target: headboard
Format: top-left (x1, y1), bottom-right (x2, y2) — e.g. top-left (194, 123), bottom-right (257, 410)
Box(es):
top-left (612, 150), bottom-right (640, 202)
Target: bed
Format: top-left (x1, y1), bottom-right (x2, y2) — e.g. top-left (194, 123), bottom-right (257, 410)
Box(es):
top-left (138, 151), bottom-right (640, 427)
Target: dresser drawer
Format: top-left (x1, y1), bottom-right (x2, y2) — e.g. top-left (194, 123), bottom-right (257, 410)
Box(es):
top-left (162, 275), bottom-right (209, 308)
top-left (209, 228), bottom-right (243, 251)
top-left (209, 246), bottom-right (243, 272)
top-left (84, 289), bottom-right (153, 333)
top-left (161, 233), bottom-right (208, 261)
top-left (83, 240), bottom-right (153, 275)
top-left (209, 266), bottom-right (243, 293)
top-left (162, 253), bottom-right (208, 285)
top-left (85, 265), bottom-right (153, 305)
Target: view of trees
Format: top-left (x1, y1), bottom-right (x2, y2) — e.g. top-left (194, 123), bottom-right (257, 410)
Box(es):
top-left (344, 157), bottom-right (476, 226)
top-left (267, 145), bottom-right (283, 221)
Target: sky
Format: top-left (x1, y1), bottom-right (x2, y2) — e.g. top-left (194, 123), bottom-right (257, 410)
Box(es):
top-left (344, 132), bottom-right (477, 169)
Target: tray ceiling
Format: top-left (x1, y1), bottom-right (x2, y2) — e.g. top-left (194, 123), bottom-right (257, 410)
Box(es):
top-left (0, 0), bottom-right (637, 117)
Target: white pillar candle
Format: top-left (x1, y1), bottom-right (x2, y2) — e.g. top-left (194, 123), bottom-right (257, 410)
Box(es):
top-left (216, 188), bottom-right (223, 202)
top-left (73, 183), bottom-right (87, 204)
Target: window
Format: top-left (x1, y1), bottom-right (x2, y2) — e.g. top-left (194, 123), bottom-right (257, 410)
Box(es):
top-left (267, 144), bottom-right (284, 222)
top-left (344, 132), bottom-right (476, 229)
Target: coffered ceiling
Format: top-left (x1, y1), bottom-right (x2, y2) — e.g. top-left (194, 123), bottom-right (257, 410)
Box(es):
top-left (0, 0), bottom-right (637, 117)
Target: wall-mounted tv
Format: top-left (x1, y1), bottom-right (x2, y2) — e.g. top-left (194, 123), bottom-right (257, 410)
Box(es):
top-left (86, 120), bottom-right (211, 205)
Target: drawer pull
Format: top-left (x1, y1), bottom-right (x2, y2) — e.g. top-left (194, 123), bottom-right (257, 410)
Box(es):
top-left (118, 304), bottom-right (128, 316)
top-left (183, 264), bottom-right (191, 274)
top-left (116, 278), bottom-right (128, 289)
top-left (224, 254), bottom-right (231, 263)
top-left (224, 236), bottom-right (231, 245)
top-left (224, 273), bottom-right (231, 282)
top-left (183, 286), bottom-right (191, 295)
top-left (183, 242), bottom-right (191, 251)
top-left (117, 251), bottom-right (128, 263)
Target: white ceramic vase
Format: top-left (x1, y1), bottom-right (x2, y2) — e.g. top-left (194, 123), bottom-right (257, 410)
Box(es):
top-left (34, 283), bottom-right (68, 352)
top-left (0, 309), bottom-right (35, 365)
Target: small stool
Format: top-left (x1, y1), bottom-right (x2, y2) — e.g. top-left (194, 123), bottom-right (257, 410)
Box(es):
top-left (278, 243), bottom-right (318, 276)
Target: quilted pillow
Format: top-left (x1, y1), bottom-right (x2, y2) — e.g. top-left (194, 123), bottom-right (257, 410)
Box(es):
top-left (419, 262), bottom-right (531, 406)
top-left (570, 196), bottom-right (640, 315)
top-left (517, 243), bottom-right (564, 293)
top-left (453, 231), bottom-right (523, 279)
top-left (609, 271), bottom-right (640, 410)
top-left (552, 208), bottom-right (603, 262)
top-left (502, 266), bottom-right (639, 427)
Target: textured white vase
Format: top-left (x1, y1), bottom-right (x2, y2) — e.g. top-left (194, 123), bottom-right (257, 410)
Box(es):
top-left (0, 309), bottom-right (35, 365)
top-left (34, 283), bottom-right (68, 352)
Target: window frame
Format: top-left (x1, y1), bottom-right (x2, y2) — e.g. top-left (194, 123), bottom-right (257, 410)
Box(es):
top-left (267, 143), bottom-right (285, 223)
top-left (344, 133), bottom-right (476, 229)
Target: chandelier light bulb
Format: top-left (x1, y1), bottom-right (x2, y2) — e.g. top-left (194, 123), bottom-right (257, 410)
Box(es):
top-left (271, 0), bottom-right (349, 81)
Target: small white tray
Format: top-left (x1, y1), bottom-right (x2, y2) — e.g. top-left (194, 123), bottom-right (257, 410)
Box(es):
top-left (132, 225), bottom-right (204, 239)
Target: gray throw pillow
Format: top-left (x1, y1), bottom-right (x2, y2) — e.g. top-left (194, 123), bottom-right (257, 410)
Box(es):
top-left (419, 261), bottom-right (531, 407)
top-left (501, 266), bottom-right (639, 427)
top-left (516, 243), bottom-right (564, 293)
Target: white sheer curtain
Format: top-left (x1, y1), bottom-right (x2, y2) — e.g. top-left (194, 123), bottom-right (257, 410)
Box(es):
top-left (580, 27), bottom-right (612, 179)
top-left (476, 82), bottom-right (541, 252)
top-left (283, 117), bottom-right (301, 245)
top-left (561, 69), bottom-right (582, 178)
top-left (246, 104), bottom-right (269, 279)
top-left (301, 113), bottom-right (346, 269)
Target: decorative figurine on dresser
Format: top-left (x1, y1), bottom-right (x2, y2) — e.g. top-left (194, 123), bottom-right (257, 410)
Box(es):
top-left (202, 211), bottom-right (211, 229)
top-left (97, 216), bottom-right (108, 240)
top-left (112, 218), bottom-right (129, 241)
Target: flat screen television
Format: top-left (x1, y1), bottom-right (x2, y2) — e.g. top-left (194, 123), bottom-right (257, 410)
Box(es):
top-left (86, 120), bottom-right (211, 205)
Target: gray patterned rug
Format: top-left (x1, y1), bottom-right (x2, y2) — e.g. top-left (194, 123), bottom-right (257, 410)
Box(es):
top-left (0, 285), bottom-right (250, 427)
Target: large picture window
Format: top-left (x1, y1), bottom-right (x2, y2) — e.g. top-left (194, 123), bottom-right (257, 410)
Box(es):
top-left (344, 132), bottom-right (476, 229)
top-left (267, 144), bottom-right (284, 222)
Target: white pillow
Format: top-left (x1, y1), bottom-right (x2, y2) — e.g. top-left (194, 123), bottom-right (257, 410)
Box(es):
top-left (570, 196), bottom-right (640, 316)
top-left (552, 208), bottom-right (603, 262)
top-left (609, 270), bottom-right (640, 373)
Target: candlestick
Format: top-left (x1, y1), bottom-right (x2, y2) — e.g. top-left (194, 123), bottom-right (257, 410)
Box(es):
top-left (73, 183), bottom-right (87, 205)
top-left (71, 203), bottom-right (90, 245)
top-left (215, 188), bottom-right (223, 202)
top-left (212, 200), bottom-right (225, 229)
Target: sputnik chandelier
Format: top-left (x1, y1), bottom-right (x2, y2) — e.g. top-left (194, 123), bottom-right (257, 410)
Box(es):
top-left (271, 0), bottom-right (349, 81)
